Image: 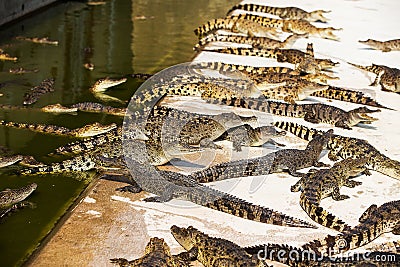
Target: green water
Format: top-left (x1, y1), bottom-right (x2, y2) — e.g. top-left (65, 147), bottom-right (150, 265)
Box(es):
top-left (0, 0), bottom-right (231, 266)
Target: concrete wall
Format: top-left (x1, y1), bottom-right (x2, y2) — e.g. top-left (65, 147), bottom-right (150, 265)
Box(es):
top-left (0, 0), bottom-right (59, 26)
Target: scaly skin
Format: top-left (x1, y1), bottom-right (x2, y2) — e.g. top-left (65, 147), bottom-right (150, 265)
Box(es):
top-left (110, 237), bottom-right (189, 267)
top-left (0, 120), bottom-right (116, 137)
top-left (311, 86), bottom-right (393, 110)
top-left (348, 62), bottom-right (400, 93)
top-left (0, 155), bottom-right (24, 168)
top-left (171, 225), bottom-right (268, 267)
top-left (227, 4), bottom-right (330, 23)
top-left (291, 157), bottom-right (370, 232)
top-left (359, 39), bottom-right (400, 52)
top-left (16, 36), bottom-right (58, 45)
top-left (302, 200), bottom-right (400, 256)
top-left (229, 14), bottom-right (341, 40)
top-left (274, 121), bottom-right (400, 180)
top-left (190, 129), bottom-right (332, 183)
top-left (194, 18), bottom-right (279, 38)
top-left (71, 102), bottom-right (126, 116)
top-left (0, 183), bottom-right (37, 209)
top-left (244, 242), bottom-right (400, 266)
top-left (206, 97), bottom-right (380, 129)
top-left (23, 78), bottom-right (55, 105)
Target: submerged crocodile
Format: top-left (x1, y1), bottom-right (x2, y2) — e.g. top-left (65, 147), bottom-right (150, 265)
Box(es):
top-left (227, 4), bottom-right (330, 22)
top-left (8, 67), bottom-right (39, 74)
top-left (171, 225), bottom-right (268, 267)
top-left (0, 103), bottom-right (78, 114)
top-left (190, 129), bottom-right (332, 183)
top-left (194, 18), bottom-right (279, 38)
top-left (228, 14), bottom-right (341, 41)
top-left (23, 78), bottom-right (55, 105)
top-left (194, 33), bottom-right (303, 51)
top-left (0, 50), bottom-right (17, 61)
top-left (348, 62), bottom-right (400, 93)
top-left (302, 200), bottom-right (400, 256)
top-left (0, 120), bottom-right (116, 137)
top-left (291, 157), bottom-right (370, 232)
top-left (359, 38), bottom-right (400, 52)
top-left (16, 36), bottom-right (58, 45)
top-left (70, 102), bottom-right (126, 116)
top-left (110, 237), bottom-right (189, 267)
top-left (207, 96), bottom-right (380, 129)
top-left (274, 121), bottom-right (400, 180)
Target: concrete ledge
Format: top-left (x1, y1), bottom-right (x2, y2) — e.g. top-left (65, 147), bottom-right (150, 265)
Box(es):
top-left (0, 0), bottom-right (59, 26)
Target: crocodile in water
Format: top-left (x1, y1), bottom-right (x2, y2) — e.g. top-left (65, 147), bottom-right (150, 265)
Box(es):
top-left (16, 36), bottom-right (58, 45)
top-left (23, 78), bottom-right (55, 105)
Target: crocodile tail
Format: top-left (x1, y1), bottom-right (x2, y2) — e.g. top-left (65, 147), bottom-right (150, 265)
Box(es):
top-left (20, 155), bottom-right (96, 175)
top-left (228, 14), bottom-right (281, 28)
top-left (206, 192), bottom-right (317, 228)
top-left (311, 86), bottom-right (394, 110)
top-left (300, 195), bottom-right (351, 232)
top-left (0, 120), bottom-right (71, 136)
top-left (227, 4), bottom-right (275, 16)
top-left (273, 121), bottom-right (319, 141)
top-left (194, 18), bottom-right (235, 37)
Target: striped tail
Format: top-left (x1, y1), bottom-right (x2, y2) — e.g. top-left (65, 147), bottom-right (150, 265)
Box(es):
top-left (194, 18), bottom-right (236, 37)
top-left (20, 155), bottom-right (96, 175)
top-left (227, 4), bottom-right (275, 15)
top-left (273, 121), bottom-right (319, 141)
top-left (0, 120), bottom-right (71, 136)
top-left (311, 86), bottom-right (394, 110)
top-left (300, 195), bottom-right (351, 232)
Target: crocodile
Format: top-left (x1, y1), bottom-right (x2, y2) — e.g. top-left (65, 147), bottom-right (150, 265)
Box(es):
top-left (190, 129), bottom-right (332, 183)
top-left (302, 200), bottom-right (400, 256)
top-left (0, 155), bottom-right (24, 168)
top-left (16, 36), bottom-right (58, 45)
top-left (0, 50), bottom-right (17, 61)
top-left (89, 77), bottom-right (128, 93)
top-left (203, 46), bottom-right (338, 72)
top-left (310, 86), bottom-right (393, 110)
top-left (110, 237), bottom-right (189, 267)
top-left (171, 225), bottom-right (268, 267)
top-left (23, 78), bottom-right (55, 105)
top-left (207, 97), bottom-right (380, 129)
top-left (291, 157), bottom-right (370, 232)
top-left (194, 18), bottom-right (279, 38)
top-left (244, 242), bottom-right (400, 266)
top-left (227, 4), bottom-right (330, 22)
top-left (70, 102), bottom-right (126, 116)
top-left (359, 38), bottom-right (400, 52)
top-left (228, 14), bottom-right (342, 41)
top-left (0, 120), bottom-right (116, 137)
top-left (0, 183), bottom-right (37, 219)
top-left (274, 121), bottom-right (400, 180)
top-left (0, 103), bottom-right (78, 113)
top-left (8, 67), bottom-right (39, 74)
top-left (216, 124), bottom-right (286, 151)
top-left (194, 33), bottom-right (304, 51)
top-left (348, 62), bottom-right (400, 93)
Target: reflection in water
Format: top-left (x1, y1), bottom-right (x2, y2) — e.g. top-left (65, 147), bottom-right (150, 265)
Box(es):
top-left (0, 0), bottom-right (230, 265)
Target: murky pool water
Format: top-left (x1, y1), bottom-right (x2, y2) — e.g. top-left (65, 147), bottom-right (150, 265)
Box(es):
top-left (0, 0), bottom-right (231, 265)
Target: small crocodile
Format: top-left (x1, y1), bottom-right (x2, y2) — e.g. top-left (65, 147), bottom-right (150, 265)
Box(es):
top-left (291, 157), bottom-right (370, 232)
top-left (0, 120), bottom-right (116, 137)
top-left (207, 97), bottom-right (380, 129)
top-left (89, 77), bottom-right (128, 93)
top-left (0, 183), bottom-right (37, 210)
top-left (110, 237), bottom-right (189, 267)
top-left (0, 103), bottom-right (78, 114)
top-left (359, 39), bottom-right (400, 52)
top-left (216, 124), bottom-right (286, 151)
top-left (244, 242), bottom-right (400, 266)
top-left (0, 50), bottom-right (17, 61)
top-left (191, 129), bottom-right (332, 183)
top-left (194, 18), bottom-right (279, 38)
top-left (16, 36), bottom-right (58, 45)
top-left (348, 62), bottom-right (400, 93)
top-left (227, 4), bottom-right (330, 22)
top-left (302, 200), bottom-right (400, 255)
top-left (171, 225), bottom-right (268, 267)
top-left (229, 14), bottom-right (342, 41)
top-left (23, 78), bottom-right (55, 105)
top-left (70, 102), bottom-right (126, 116)
top-left (194, 33), bottom-right (303, 51)
top-left (274, 121), bottom-right (400, 180)
top-left (8, 67), bottom-right (39, 74)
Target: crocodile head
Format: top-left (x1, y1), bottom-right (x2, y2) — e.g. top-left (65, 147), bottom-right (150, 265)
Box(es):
top-left (41, 103), bottom-right (78, 113)
top-left (359, 39), bottom-right (381, 49)
top-left (74, 122), bottom-right (117, 137)
top-left (0, 183), bottom-right (37, 209)
top-left (303, 73), bottom-right (339, 84)
top-left (295, 57), bottom-right (321, 75)
top-left (333, 157), bottom-right (370, 176)
top-left (254, 126), bottom-right (286, 145)
top-left (348, 107), bottom-right (380, 126)
top-left (90, 77), bottom-right (127, 92)
top-left (308, 10), bottom-right (330, 23)
top-left (0, 155), bottom-right (24, 168)
top-left (170, 225), bottom-right (201, 251)
top-left (306, 129), bottom-right (334, 152)
top-left (214, 112), bottom-right (258, 129)
top-left (144, 237), bottom-right (171, 255)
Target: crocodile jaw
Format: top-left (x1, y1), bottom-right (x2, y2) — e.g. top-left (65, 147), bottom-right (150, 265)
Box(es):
top-left (170, 225), bottom-right (197, 251)
top-left (90, 77), bottom-right (127, 92)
